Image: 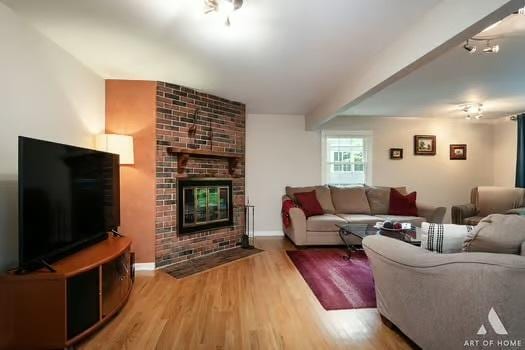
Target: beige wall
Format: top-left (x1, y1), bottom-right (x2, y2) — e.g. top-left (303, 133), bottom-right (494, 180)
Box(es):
top-left (246, 115), bottom-right (321, 235)
top-left (0, 3), bottom-right (105, 270)
top-left (247, 114), bottom-right (506, 234)
top-left (493, 118), bottom-right (516, 187)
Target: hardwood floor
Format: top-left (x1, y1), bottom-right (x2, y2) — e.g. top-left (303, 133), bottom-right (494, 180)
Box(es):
top-left (80, 237), bottom-right (413, 350)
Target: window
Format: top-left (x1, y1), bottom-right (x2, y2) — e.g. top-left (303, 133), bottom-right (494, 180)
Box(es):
top-left (322, 131), bottom-right (372, 186)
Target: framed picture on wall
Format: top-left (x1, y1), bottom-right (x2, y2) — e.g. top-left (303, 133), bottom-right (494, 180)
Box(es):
top-left (450, 144), bottom-right (467, 160)
top-left (414, 135), bottom-right (436, 155)
top-left (390, 148), bottom-right (403, 160)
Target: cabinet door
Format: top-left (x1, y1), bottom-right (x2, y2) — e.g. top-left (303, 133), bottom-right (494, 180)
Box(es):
top-left (67, 268), bottom-right (100, 340)
top-left (101, 251), bottom-right (131, 318)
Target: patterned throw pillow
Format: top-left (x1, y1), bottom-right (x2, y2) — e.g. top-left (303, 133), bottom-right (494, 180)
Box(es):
top-left (421, 223), bottom-right (474, 253)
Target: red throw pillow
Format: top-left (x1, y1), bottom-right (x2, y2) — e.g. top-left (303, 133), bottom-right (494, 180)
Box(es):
top-left (294, 190), bottom-right (324, 217)
top-left (388, 188), bottom-right (418, 216)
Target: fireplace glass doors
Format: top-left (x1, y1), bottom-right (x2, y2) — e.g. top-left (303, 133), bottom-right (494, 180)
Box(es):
top-left (177, 179), bottom-right (233, 234)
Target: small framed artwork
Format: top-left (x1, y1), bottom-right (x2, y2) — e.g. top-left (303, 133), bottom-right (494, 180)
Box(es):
top-left (414, 135), bottom-right (436, 155)
top-left (390, 148), bottom-right (403, 160)
top-left (450, 144), bottom-right (467, 160)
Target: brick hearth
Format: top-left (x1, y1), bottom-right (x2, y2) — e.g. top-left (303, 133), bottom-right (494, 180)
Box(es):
top-left (155, 82), bottom-right (246, 268)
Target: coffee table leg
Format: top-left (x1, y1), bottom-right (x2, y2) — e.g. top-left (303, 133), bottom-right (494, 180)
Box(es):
top-left (339, 228), bottom-right (352, 260)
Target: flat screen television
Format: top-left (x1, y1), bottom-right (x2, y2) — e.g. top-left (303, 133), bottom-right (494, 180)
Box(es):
top-left (18, 137), bottom-right (120, 272)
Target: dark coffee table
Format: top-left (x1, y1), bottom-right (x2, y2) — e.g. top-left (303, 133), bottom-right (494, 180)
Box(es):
top-left (336, 223), bottom-right (421, 259)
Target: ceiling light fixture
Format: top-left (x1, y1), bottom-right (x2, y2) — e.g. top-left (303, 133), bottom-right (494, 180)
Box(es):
top-left (462, 103), bottom-right (483, 120)
top-left (204, 0), bottom-right (243, 26)
top-left (463, 39), bottom-right (500, 55)
top-left (483, 41), bottom-right (500, 53)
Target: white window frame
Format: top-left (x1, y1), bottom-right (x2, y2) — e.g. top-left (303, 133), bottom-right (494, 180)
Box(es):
top-left (321, 130), bottom-right (373, 186)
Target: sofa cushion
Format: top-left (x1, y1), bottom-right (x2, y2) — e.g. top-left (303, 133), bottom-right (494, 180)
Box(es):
top-left (330, 186), bottom-right (371, 214)
top-left (389, 188), bottom-right (418, 216)
top-left (306, 214), bottom-right (347, 232)
top-left (294, 190), bottom-right (324, 218)
top-left (376, 215), bottom-right (425, 227)
top-left (286, 185), bottom-right (335, 214)
top-left (463, 214), bottom-right (525, 254)
top-left (366, 186), bottom-right (407, 215)
top-left (336, 214), bottom-right (381, 224)
top-left (421, 223), bottom-right (474, 253)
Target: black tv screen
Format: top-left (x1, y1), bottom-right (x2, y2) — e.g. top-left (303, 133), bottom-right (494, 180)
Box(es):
top-left (18, 137), bottom-right (120, 271)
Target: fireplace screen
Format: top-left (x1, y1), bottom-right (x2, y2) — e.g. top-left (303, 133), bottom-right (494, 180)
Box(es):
top-left (177, 179), bottom-right (233, 234)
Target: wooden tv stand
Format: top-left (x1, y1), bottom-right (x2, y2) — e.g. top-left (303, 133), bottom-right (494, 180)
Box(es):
top-left (0, 235), bottom-right (133, 350)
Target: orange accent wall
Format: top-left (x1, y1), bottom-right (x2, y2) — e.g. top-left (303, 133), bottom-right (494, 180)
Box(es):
top-left (105, 80), bottom-right (156, 263)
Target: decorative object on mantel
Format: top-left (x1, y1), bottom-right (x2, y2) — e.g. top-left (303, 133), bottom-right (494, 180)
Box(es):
top-left (450, 144), bottom-right (467, 160)
top-left (390, 148), bottom-right (403, 160)
top-left (242, 200), bottom-right (255, 249)
top-left (167, 147), bottom-right (241, 176)
top-left (188, 108), bottom-right (199, 138)
top-left (414, 135), bottom-right (436, 156)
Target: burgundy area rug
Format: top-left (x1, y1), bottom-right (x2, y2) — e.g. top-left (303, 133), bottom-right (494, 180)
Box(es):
top-left (286, 249), bottom-right (376, 310)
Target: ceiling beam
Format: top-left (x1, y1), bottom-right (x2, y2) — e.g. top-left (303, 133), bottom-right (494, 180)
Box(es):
top-left (305, 0), bottom-right (523, 130)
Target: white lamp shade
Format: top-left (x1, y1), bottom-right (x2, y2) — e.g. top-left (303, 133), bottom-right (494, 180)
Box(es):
top-left (95, 134), bottom-right (134, 165)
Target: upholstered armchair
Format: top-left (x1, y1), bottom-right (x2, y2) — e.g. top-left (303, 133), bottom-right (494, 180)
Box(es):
top-left (452, 186), bottom-right (525, 225)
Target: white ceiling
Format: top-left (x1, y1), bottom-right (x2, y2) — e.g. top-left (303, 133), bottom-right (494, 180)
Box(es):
top-left (342, 14), bottom-right (525, 119)
top-left (2, 0), bottom-right (441, 114)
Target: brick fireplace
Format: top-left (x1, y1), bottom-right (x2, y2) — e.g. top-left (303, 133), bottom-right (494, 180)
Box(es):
top-left (155, 82), bottom-right (245, 268)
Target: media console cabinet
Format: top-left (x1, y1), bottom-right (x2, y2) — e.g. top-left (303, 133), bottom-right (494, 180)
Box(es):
top-left (0, 235), bottom-right (133, 350)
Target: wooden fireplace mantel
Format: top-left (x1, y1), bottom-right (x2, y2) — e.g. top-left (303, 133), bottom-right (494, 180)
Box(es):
top-left (167, 147), bottom-right (241, 176)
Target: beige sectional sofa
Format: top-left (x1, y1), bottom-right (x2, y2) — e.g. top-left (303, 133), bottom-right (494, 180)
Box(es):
top-left (283, 185), bottom-right (446, 246)
top-left (363, 230), bottom-right (525, 349)
top-left (452, 186), bottom-right (525, 225)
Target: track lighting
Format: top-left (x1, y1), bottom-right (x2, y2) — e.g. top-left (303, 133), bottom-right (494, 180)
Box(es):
top-left (483, 41), bottom-right (500, 53)
top-left (463, 40), bottom-right (477, 53)
top-left (463, 39), bottom-right (500, 55)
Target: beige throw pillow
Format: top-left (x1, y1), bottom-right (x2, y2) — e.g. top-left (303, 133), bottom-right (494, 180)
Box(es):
top-left (463, 214), bottom-right (525, 254)
top-left (285, 185), bottom-right (335, 214)
top-left (330, 186), bottom-right (371, 214)
top-left (366, 186), bottom-right (407, 215)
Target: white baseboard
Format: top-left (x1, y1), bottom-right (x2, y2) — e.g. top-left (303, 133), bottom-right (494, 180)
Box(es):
top-left (134, 262), bottom-right (155, 271)
top-left (254, 230), bottom-right (284, 237)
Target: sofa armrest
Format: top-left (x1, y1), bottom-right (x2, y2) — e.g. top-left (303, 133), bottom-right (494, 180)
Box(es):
top-left (284, 208), bottom-right (307, 245)
top-left (451, 203), bottom-right (477, 224)
top-left (281, 195), bottom-right (307, 245)
top-left (362, 235), bottom-right (525, 350)
top-left (417, 203), bottom-right (446, 223)
top-left (522, 241), bottom-right (525, 256)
